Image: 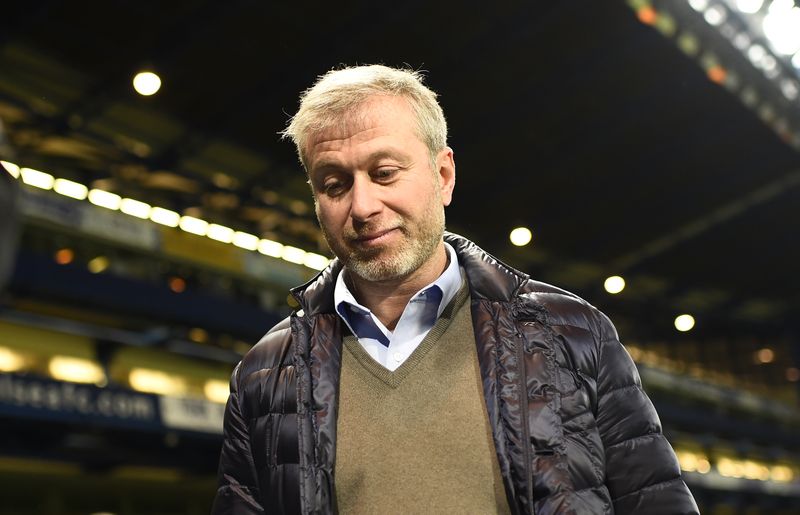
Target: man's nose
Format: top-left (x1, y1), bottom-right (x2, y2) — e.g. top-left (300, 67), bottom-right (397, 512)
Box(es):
top-left (349, 177), bottom-right (382, 222)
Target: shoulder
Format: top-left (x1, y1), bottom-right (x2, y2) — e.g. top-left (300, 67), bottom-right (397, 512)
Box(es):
top-left (515, 279), bottom-right (608, 338)
top-left (233, 315), bottom-right (296, 389)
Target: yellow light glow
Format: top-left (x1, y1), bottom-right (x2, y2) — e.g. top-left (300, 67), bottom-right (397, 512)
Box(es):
top-left (604, 275), bottom-right (626, 294)
top-left (0, 347), bottom-right (26, 372)
top-left (48, 356), bottom-right (105, 384)
top-left (678, 452), bottom-right (699, 472)
top-left (674, 314), bottom-right (695, 332)
top-left (53, 178), bottom-right (88, 200)
top-left (232, 231), bottom-right (259, 251)
top-left (755, 347), bottom-right (775, 364)
top-left (207, 224), bottom-right (234, 243)
top-left (87, 256), bottom-right (110, 274)
top-left (20, 167), bottom-right (55, 190)
top-left (304, 252), bottom-right (330, 271)
top-left (187, 327), bottom-right (208, 343)
top-left (204, 379), bottom-right (230, 404)
top-left (771, 465), bottom-right (794, 482)
top-left (149, 206), bottom-right (180, 227)
top-left (128, 368), bottom-right (187, 396)
top-left (88, 189), bottom-right (122, 210)
top-left (119, 198), bottom-right (151, 219)
top-left (281, 245), bottom-right (306, 264)
top-left (696, 459), bottom-right (711, 474)
top-left (179, 216), bottom-right (209, 236)
top-left (1, 160), bottom-right (20, 179)
top-left (132, 71), bottom-right (162, 96)
top-left (509, 227), bottom-right (533, 246)
top-left (258, 239), bottom-right (284, 258)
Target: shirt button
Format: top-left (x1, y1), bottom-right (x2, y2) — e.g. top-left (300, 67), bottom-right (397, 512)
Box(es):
top-left (393, 352), bottom-right (403, 362)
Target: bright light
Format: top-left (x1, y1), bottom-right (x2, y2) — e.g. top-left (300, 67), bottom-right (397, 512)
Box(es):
top-left (704, 5), bottom-right (727, 25)
top-left (793, 51), bottom-right (800, 69)
top-left (87, 256), bottom-right (110, 274)
top-left (120, 198), bottom-right (151, 219)
top-left (677, 451), bottom-right (699, 472)
top-left (735, 0), bottom-right (763, 14)
top-left (88, 189), bottom-right (122, 210)
top-left (53, 178), bottom-right (88, 200)
top-left (688, 0), bottom-right (709, 12)
top-left (509, 227), bottom-right (533, 246)
top-left (696, 459), bottom-right (711, 474)
top-left (743, 461), bottom-right (770, 481)
top-left (232, 231), bottom-right (259, 251)
top-left (755, 347), bottom-right (775, 364)
top-left (128, 368), bottom-right (187, 396)
top-left (258, 239), bottom-right (284, 258)
top-left (132, 71), bottom-right (162, 96)
top-left (48, 356), bottom-right (105, 384)
top-left (763, 6), bottom-right (800, 55)
top-left (760, 54), bottom-right (777, 72)
top-left (0, 347), bottom-right (25, 372)
top-left (54, 248), bottom-right (74, 265)
top-left (179, 216), bottom-right (209, 236)
top-left (747, 44), bottom-right (768, 64)
top-left (1, 160), bottom-right (20, 178)
top-left (604, 276), bottom-right (626, 294)
top-left (204, 379), bottom-right (230, 404)
top-left (207, 224), bottom-right (235, 243)
top-left (674, 314), bottom-right (696, 332)
top-left (769, 0), bottom-right (795, 13)
top-left (304, 252), bottom-right (330, 271)
top-left (149, 206), bottom-right (180, 227)
top-left (168, 276), bottom-right (186, 293)
top-left (20, 167), bottom-right (55, 190)
top-left (770, 465), bottom-right (794, 482)
top-left (281, 245), bottom-right (307, 264)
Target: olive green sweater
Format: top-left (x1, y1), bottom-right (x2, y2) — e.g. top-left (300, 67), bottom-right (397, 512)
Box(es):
top-left (334, 282), bottom-right (511, 514)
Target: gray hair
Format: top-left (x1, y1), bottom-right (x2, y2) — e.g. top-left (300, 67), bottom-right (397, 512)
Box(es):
top-left (281, 65), bottom-right (448, 170)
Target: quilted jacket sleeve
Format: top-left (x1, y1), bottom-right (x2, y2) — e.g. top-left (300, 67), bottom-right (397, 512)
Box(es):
top-left (593, 311), bottom-right (699, 515)
top-left (211, 363), bottom-right (265, 514)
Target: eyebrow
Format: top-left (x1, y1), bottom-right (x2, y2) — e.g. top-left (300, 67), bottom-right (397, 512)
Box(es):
top-left (311, 148), bottom-right (411, 175)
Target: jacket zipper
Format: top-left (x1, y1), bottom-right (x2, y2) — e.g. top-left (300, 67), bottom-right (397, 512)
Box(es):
top-left (513, 322), bottom-right (535, 514)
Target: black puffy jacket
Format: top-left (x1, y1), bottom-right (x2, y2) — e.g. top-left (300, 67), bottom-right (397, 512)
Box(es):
top-left (212, 233), bottom-right (699, 514)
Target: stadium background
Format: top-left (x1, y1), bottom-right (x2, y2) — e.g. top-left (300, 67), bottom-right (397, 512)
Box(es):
top-left (0, 0), bottom-right (799, 513)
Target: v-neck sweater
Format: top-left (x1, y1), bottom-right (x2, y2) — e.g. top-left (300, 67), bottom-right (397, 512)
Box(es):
top-left (334, 280), bottom-right (511, 514)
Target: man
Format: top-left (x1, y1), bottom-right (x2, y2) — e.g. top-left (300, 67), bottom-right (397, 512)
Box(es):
top-left (212, 65), bottom-right (698, 514)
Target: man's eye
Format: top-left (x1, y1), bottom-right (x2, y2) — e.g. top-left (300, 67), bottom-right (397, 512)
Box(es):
top-left (373, 168), bottom-right (397, 180)
top-left (322, 181), bottom-right (345, 196)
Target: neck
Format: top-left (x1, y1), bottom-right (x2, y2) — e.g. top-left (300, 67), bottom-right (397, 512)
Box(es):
top-left (347, 243), bottom-right (448, 330)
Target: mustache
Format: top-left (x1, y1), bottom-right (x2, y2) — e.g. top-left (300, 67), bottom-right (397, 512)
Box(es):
top-left (344, 220), bottom-right (405, 241)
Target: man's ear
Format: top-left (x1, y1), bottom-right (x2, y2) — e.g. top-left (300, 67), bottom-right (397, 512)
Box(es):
top-left (437, 147), bottom-right (456, 206)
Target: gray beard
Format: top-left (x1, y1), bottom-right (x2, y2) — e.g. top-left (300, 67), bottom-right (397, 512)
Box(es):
top-left (321, 210), bottom-right (445, 283)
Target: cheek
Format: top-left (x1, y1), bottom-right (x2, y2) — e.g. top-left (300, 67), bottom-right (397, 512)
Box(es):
top-left (315, 201), bottom-right (345, 230)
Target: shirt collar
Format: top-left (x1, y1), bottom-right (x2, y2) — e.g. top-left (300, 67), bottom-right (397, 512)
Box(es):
top-left (333, 242), bottom-right (462, 339)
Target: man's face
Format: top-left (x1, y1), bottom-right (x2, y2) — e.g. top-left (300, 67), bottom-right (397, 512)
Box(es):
top-left (305, 96), bottom-right (455, 283)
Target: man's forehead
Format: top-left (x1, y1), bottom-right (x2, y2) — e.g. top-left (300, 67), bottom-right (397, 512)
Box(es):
top-left (304, 96), bottom-right (418, 156)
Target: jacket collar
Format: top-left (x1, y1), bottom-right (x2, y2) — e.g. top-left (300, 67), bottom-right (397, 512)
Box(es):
top-left (290, 232), bottom-right (530, 316)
